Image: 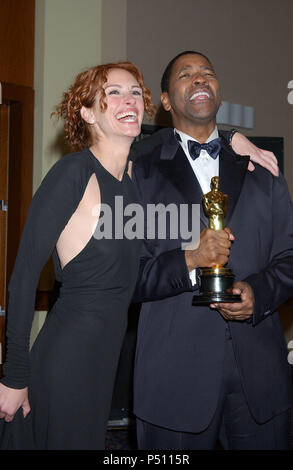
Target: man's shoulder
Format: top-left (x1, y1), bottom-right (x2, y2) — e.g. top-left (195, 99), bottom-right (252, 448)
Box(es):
top-left (248, 162), bottom-right (287, 190)
top-left (130, 127), bottom-right (174, 163)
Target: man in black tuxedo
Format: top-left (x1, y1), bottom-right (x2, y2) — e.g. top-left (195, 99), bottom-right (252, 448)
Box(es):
top-left (131, 51), bottom-right (293, 449)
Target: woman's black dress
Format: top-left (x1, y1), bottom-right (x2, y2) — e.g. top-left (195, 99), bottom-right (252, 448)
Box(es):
top-left (0, 149), bottom-right (141, 449)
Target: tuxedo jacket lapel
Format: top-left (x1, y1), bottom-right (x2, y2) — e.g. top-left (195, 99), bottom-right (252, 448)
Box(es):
top-left (158, 134), bottom-right (208, 227)
top-left (157, 133), bottom-right (250, 229)
top-left (219, 140), bottom-right (250, 226)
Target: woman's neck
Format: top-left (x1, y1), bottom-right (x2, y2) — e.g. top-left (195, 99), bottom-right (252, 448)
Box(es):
top-left (90, 136), bottom-right (133, 181)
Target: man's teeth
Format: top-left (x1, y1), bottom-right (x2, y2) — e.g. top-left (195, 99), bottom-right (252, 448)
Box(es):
top-left (189, 91), bottom-right (210, 101)
top-left (116, 111), bottom-right (137, 121)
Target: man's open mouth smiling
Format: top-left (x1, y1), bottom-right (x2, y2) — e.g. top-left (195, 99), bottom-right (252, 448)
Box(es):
top-left (189, 89), bottom-right (213, 102)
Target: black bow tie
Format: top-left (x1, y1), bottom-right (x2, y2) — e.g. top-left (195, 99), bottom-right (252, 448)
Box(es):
top-left (187, 137), bottom-right (222, 160)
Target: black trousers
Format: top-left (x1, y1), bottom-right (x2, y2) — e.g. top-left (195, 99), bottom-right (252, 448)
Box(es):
top-left (136, 331), bottom-right (292, 450)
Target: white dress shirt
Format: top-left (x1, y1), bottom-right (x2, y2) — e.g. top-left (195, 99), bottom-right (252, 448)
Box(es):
top-left (174, 127), bottom-right (220, 285)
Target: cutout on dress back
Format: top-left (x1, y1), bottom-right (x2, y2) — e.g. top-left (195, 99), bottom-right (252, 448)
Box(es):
top-left (56, 173), bottom-right (101, 270)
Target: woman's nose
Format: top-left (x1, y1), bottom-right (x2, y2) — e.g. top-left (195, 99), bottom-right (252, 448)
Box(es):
top-left (124, 92), bottom-right (136, 104)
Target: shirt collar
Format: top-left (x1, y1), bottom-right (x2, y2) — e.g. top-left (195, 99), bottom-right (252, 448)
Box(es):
top-left (174, 127), bottom-right (219, 157)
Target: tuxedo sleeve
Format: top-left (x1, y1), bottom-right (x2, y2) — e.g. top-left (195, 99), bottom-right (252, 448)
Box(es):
top-left (132, 165), bottom-right (197, 303)
top-left (132, 240), bottom-right (197, 303)
top-left (244, 173), bottom-right (293, 326)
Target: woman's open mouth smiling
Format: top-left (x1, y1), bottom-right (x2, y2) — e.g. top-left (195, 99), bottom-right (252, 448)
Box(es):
top-left (116, 110), bottom-right (138, 122)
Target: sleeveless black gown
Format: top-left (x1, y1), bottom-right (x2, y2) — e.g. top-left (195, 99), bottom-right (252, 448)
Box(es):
top-left (0, 149), bottom-right (141, 449)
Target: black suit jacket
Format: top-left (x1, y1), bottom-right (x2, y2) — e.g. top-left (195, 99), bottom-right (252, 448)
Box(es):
top-left (130, 128), bottom-right (293, 432)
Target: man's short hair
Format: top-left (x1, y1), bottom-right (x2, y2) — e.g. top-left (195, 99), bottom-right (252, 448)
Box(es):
top-left (161, 50), bottom-right (211, 93)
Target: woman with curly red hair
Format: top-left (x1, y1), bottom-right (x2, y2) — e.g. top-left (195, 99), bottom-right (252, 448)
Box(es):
top-left (0, 61), bottom-right (155, 449)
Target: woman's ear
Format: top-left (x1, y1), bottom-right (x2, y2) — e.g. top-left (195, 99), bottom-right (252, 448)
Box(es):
top-left (80, 106), bottom-right (95, 124)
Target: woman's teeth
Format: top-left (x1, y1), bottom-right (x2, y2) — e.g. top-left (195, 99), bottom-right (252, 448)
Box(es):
top-left (116, 111), bottom-right (137, 122)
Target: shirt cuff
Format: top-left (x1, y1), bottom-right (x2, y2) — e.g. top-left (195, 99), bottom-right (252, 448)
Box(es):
top-left (189, 268), bottom-right (197, 286)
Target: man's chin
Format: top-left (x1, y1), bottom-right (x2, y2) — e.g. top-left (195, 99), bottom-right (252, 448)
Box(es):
top-left (187, 114), bottom-right (218, 126)
top-left (187, 103), bottom-right (220, 121)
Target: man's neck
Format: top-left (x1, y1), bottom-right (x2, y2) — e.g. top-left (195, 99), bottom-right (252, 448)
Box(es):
top-left (173, 120), bottom-right (217, 143)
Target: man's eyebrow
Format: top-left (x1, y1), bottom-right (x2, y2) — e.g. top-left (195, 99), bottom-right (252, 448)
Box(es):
top-left (177, 65), bottom-right (193, 74)
top-left (177, 64), bottom-right (215, 73)
top-left (200, 65), bottom-right (215, 72)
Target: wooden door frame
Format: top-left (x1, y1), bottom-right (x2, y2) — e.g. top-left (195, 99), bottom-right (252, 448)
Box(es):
top-left (1, 82), bottom-right (34, 290)
top-left (0, 104), bottom-right (9, 373)
top-left (1, 83), bottom-right (56, 315)
top-left (1, 82), bottom-right (34, 245)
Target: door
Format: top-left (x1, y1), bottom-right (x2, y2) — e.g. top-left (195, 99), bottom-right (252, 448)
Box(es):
top-left (0, 104), bottom-right (9, 375)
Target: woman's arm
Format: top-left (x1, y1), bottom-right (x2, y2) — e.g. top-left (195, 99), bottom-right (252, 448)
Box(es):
top-left (230, 131), bottom-right (279, 176)
top-left (0, 153), bottom-right (87, 421)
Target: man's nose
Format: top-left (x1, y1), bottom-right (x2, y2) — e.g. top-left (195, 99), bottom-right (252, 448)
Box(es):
top-left (193, 73), bottom-right (207, 85)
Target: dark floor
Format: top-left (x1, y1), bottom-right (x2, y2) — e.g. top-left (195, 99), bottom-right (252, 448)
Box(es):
top-left (106, 425), bottom-right (137, 450)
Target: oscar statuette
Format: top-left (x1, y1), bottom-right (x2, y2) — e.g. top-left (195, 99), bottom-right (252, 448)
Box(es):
top-left (192, 176), bottom-right (241, 305)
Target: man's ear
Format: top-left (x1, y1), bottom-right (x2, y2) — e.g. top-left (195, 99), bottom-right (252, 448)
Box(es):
top-left (161, 92), bottom-right (172, 112)
top-left (80, 106), bottom-right (95, 124)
